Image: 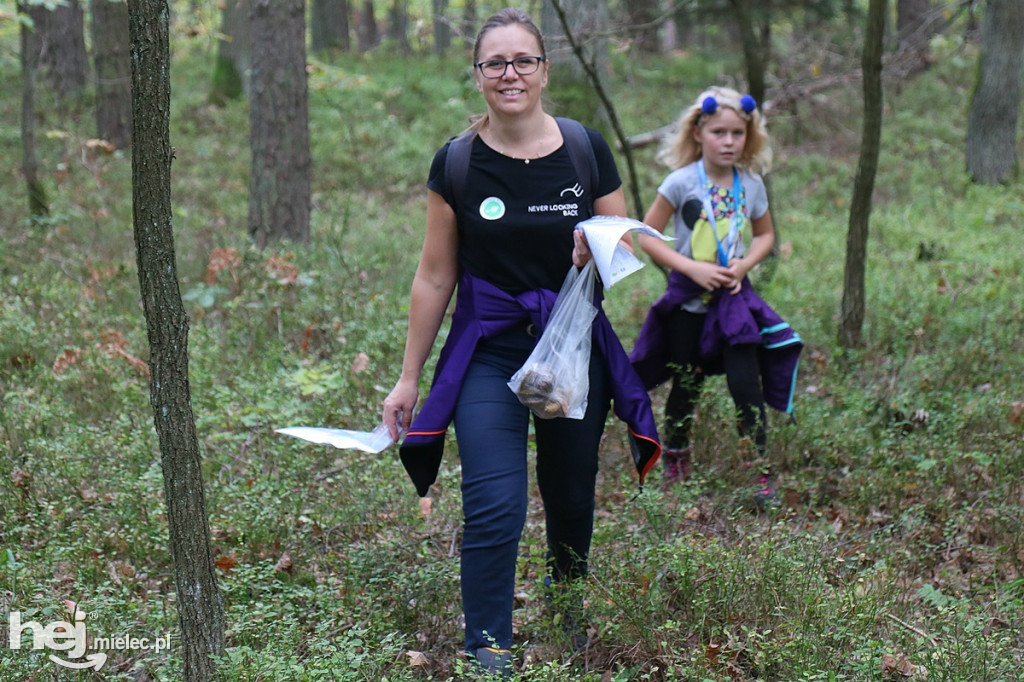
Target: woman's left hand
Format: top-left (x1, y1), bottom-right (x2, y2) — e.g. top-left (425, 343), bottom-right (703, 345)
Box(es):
top-left (572, 229), bottom-right (592, 267)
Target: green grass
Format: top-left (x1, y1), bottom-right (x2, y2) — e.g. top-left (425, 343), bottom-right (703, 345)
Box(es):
top-left (2, 10), bottom-right (1023, 681)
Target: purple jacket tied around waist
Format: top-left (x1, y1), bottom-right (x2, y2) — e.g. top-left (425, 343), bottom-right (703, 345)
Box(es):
top-left (400, 271), bottom-right (662, 497)
top-left (630, 271), bottom-right (802, 414)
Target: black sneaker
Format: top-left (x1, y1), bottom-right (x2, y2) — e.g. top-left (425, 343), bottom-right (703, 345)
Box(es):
top-left (471, 647), bottom-right (514, 678)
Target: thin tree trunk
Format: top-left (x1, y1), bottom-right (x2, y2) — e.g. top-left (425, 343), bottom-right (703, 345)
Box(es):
top-left (387, 0), bottom-right (410, 54)
top-left (312, 0), bottom-right (351, 53)
top-left (966, 0), bottom-right (1024, 184)
top-left (461, 0), bottom-right (476, 50)
top-left (249, 0), bottom-right (311, 246)
top-left (91, 0), bottom-right (133, 149)
top-left (626, 0), bottom-right (659, 54)
top-left (34, 0), bottom-right (89, 101)
top-left (897, 0), bottom-right (933, 73)
top-left (127, 2), bottom-right (226, 680)
top-left (432, 0), bottom-right (449, 56)
top-left (357, 0), bottom-right (379, 51)
top-left (547, 0), bottom-right (642, 220)
top-left (729, 0), bottom-right (767, 108)
top-left (19, 1), bottom-right (48, 217)
top-left (210, 0), bottom-right (251, 104)
top-left (541, 0), bottom-right (610, 129)
top-left (840, 0), bottom-right (887, 349)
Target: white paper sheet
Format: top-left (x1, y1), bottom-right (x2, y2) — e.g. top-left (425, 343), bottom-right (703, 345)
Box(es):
top-left (577, 215), bottom-right (674, 289)
top-left (275, 424), bottom-right (394, 453)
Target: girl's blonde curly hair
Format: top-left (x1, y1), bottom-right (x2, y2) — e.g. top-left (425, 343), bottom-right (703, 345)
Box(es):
top-left (658, 85), bottom-right (773, 175)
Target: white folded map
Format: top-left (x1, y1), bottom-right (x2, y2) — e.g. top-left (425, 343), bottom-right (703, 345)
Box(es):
top-left (275, 424), bottom-right (394, 453)
top-left (577, 215), bottom-right (674, 289)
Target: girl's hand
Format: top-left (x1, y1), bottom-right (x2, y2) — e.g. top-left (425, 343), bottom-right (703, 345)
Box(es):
top-left (571, 229), bottom-right (592, 267)
top-left (687, 260), bottom-right (733, 291)
top-left (725, 258), bottom-right (752, 294)
top-left (383, 378), bottom-right (418, 442)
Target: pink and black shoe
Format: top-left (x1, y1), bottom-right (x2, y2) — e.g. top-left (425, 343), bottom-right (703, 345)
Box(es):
top-left (746, 461), bottom-right (779, 510)
top-left (662, 446), bottom-right (692, 484)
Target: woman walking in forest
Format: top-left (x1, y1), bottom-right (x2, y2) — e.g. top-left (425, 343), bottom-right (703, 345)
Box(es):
top-left (630, 85), bottom-right (801, 509)
top-left (381, 7), bottom-right (660, 677)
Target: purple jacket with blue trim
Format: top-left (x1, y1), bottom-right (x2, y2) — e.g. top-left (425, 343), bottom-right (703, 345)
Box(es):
top-left (630, 271), bottom-right (802, 414)
top-left (400, 271), bottom-right (662, 497)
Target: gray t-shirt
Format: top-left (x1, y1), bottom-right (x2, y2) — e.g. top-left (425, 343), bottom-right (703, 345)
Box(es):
top-left (657, 161), bottom-right (769, 311)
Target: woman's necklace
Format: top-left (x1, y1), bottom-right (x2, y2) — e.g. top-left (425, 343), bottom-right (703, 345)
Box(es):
top-left (485, 123), bottom-right (549, 164)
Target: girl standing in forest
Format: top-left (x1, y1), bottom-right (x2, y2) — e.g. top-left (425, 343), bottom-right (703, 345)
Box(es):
top-left (382, 8), bottom-right (660, 677)
top-left (630, 86), bottom-right (801, 508)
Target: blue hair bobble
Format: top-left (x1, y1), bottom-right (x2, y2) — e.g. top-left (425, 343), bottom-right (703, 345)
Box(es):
top-left (701, 97), bottom-right (718, 115)
top-left (740, 94), bottom-right (757, 113)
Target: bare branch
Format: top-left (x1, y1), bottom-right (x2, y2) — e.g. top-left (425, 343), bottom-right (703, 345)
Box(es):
top-left (548, 0), bottom-right (644, 218)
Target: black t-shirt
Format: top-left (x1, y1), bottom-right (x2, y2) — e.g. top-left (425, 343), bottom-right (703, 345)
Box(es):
top-left (427, 126), bottom-right (622, 294)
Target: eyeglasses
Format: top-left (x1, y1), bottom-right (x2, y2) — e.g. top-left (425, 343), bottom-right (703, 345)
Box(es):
top-left (474, 56), bottom-right (546, 79)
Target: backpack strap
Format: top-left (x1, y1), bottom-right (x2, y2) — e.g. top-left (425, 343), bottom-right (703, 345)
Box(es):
top-left (443, 129), bottom-right (475, 211)
top-left (444, 117), bottom-right (600, 211)
top-left (553, 116), bottom-right (599, 204)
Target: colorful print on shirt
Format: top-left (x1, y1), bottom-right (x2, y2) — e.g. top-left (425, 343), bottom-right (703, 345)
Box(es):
top-left (691, 180), bottom-right (749, 264)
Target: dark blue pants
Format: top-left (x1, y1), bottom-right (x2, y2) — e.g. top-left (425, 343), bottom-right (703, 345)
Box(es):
top-left (453, 327), bottom-right (610, 652)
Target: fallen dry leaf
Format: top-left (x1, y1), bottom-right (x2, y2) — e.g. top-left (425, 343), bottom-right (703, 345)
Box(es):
top-left (274, 552), bottom-right (294, 574)
top-left (265, 253), bottom-right (302, 285)
top-left (705, 641), bottom-right (721, 666)
top-left (881, 652), bottom-right (928, 679)
top-left (11, 468), bottom-right (31, 487)
top-left (52, 348), bottom-right (84, 375)
top-left (85, 138), bottom-right (117, 155)
top-left (350, 352), bottom-right (370, 374)
top-left (205, 247), bottom-right (241, 284)
top-left (406, 650), bottom-right (428, 667)
top-left (214, 554), bottom-right (238, 573)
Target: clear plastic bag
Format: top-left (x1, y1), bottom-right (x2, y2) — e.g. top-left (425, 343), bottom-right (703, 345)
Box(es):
top-left (508, 260), bottom-right (598, 420)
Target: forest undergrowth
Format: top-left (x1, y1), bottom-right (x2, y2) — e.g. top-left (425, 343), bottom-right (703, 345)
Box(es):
top-left (0, 9), bottom-right (1022, 681)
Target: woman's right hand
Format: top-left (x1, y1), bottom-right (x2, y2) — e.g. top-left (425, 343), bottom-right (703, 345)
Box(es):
top-left (686, 260), bottom-right (732, 291)
top-left (383, 378), bottom-right (418, 442)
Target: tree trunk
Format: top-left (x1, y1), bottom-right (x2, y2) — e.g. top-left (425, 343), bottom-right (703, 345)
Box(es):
top-left (626, 0), bottom-right (659, 54)
top-left (546, 0), bottom-right (644, 220)
top-left (897, 0), bottom-right (934, 73)
top-left (19, 1), bottom-right (48, 217)
top-left (541, 0), bottom-right (609, 124)
top-left (249, 0), bottom-right (312, 247)
top-left (966, 0), bottom-right (1024, 185)
top-left (432, 0), bottom-right (450, 56)
top-left (357, 0), bottom-right (379, 51)
top-left (311, 0), bottom-right (351, 53)
top-left (840, 0), bottom-right (887, 349)
top-left (461, 0), bottom-right (476, 50)
top-left (387, 0), bottom-right (410, 54)
top-left (728, 0), bottom-right (768, 108)
top-left (91, 0), bottom-right (133, 150)
top-left (210, 0), bottom-right (251, 104)
top-left (29, 0), bottom-right (89, 101)
top-left (127, 2), bottom-right (226, 680)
